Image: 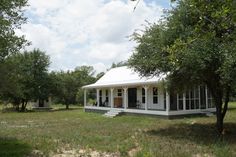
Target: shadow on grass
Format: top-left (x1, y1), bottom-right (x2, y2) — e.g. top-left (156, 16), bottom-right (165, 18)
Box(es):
top-left (228, 107), bottom-right (236, 111)
top-left (0, 137), bottom-right (32, 157)
top-left (52, 107), bottom-right (82, 112)
top-left (146, 122), bottom-right (236, 145)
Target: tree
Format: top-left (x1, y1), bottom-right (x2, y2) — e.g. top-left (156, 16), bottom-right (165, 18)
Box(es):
top-left (96, 72), bottom-right (105, 80)
top-left (75, 66), bottom-right (96, 105)
top-left (2, 49), bottom-right (50, 111)
top-left (50, 66), bottom-right (96, 109)
top-left (0, 0), bottom-right (29, 61)
top-left (129, 0), bottom-right (236, 135)
top-left (0, 0), bottom-right (29, 99)
top-left (110, 61), bottom-right (128, 69)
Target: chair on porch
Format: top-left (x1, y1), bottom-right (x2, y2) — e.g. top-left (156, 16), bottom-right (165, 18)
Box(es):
top-left (100, 101), bottom-right (108, 107)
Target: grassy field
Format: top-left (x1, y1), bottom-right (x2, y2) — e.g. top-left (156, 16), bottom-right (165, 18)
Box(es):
top-left (0, 103), bottom-right (236, 157)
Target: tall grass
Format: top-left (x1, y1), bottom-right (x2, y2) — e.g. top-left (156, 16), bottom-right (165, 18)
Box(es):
top-left (0, 103), bottom-right (235, 156)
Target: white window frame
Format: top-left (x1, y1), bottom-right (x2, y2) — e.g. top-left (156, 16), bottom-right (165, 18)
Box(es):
top-left (117, 89), bottom-right (122, 97)
top-left (152, 87), bottom-right (158, 104)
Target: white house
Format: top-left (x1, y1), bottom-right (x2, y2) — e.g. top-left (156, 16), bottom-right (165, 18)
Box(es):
top-left (83, 66), bottom-right (215, 117)
top-left (30, 98), bottom-right (52, 110)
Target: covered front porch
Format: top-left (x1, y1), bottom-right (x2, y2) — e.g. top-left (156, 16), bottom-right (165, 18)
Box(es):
top-left (83, 85), bottom-right (216, 116)
top-left (83, 84), bottom-right (170, 115)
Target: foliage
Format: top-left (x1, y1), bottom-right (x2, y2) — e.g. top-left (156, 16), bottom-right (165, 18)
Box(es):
top-left (0, 0), bottom-right (29, 61)
top-left (109, 61), bottom-right (128, 69)
top-left (0, 0), bottom-right (29, 99)
top-left (96, 72), bottom-right (105, 80)
top-left (1, 49), bottom-right (50, 111)
top-left (129, 0), bottom-right (236, 134)
top-left (50, 66), bottom-right (96, 108)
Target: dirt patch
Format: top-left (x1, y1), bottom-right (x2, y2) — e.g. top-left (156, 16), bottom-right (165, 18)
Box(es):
top-left (52, 149), bottom-right (120, 157)
top-left (28, 150), bottom-right (44, 157)
top-left (192, 153), bottom-right (215, 157)
top-left (128, 147), bottom-right (141, 157)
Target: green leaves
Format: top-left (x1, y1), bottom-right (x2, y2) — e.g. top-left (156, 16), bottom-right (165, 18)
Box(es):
top-left (129, 0), bottom-right (236, 133)
top-left (1, 49), bottom-right (50, 106)
top-left (129, 0), bottom-right (236, 95)
top-left (50, 66), bottom-right (96, 106)
top-left (0, 0), bottom-right (28, 60)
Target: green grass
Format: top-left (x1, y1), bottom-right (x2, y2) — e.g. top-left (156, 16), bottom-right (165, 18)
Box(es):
top-left (0, 103), bottom-right (236, 157)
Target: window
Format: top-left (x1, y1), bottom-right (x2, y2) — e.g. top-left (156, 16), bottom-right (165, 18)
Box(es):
top-left (178, 93), bottom-right (183, 110)
top-left (207, 88), bottom-right (214, 108)
top-left (153, 87), bottom-right (158, 104)
top-left (195, 87), bottom-right (200, 109)
top-left (142, 88), bottom-right (145, 103)
top-left (117, 89), bottom-right (122, 97)
top-left (99, 90), bottom-right (102, 105)
top-left (200, 85), bottom-right (206, 109)
top-left (186, 91), bottom-right (190, 110)
top-left (105, 90), bottom-right (109, 103)
top-left (185, 87), bottom-right (200, 110)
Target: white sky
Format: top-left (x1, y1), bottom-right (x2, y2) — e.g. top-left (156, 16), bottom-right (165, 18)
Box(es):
top-left (18, 0), bottom-right (170, 73)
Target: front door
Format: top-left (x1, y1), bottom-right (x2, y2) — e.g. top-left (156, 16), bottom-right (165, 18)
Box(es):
top-left (39, 99), bottom-right (44, 107)
top-left (128, 88), bottom-right (137, 108)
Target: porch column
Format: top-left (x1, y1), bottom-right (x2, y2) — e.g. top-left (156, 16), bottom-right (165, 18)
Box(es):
top-left (183, 92), bottom-right (186, 110)
top-left (144, 86), bottom-right (148, 110)
top-left (123, 87), bottom-right (128, 109)
top-left (166, 91), bottom-right (170, 112)
top-left (84, 89), bottom-right (87, 107)
top-left (198, 86), bottom-right (201, 109)
top-left (110, 88), bottom-right (114, 108)
top-left (205, 85), bottom-right (208, 108)
top-left (96, 89), bottom-right (100, 107)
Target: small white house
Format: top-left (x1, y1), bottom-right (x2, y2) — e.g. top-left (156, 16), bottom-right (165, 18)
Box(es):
top-left (30, 98), bottom-right (52, 109)
top-left (83, 66), bottom-right (215, 117)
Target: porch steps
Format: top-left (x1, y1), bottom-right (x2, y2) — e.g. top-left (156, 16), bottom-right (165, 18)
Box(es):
top-left (103, 110), bottom-right (123, 118)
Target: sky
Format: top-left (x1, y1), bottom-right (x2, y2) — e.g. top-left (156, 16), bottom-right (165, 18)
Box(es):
top-left (17, 0), bottom-right (171, 73)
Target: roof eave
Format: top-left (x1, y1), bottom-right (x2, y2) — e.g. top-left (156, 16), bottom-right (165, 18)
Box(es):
top-left (82, 80), bottom-right (165, 89)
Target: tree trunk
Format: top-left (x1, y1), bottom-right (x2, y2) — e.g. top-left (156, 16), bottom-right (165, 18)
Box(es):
top-left (66, 104), bottom-right (69, 110)
top-left (214, 86), bottom-right (230, 135)
top-left (20, 100), bottom-right (28, 112)
top-left (216, 104), bottom-right (224, 135)
top-left (24, 101), bottom-right (28, 111)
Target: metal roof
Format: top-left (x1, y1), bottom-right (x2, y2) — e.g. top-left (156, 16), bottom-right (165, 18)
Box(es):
top-left (83, 66), bottom-right (166, 89)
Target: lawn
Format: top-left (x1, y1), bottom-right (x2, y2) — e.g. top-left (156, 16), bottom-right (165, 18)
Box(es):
top-left (0, 103), bottom-right (236, 157)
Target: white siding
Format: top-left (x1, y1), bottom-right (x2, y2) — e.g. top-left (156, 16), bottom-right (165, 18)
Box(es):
top-left (147, 86), bottom-right (165, 110)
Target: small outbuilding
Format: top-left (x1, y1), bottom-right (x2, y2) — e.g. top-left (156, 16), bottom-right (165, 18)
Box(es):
top-left (83, 66), bottom-right (215, 117)
top-left (30, 97), bottom-right (52, 110)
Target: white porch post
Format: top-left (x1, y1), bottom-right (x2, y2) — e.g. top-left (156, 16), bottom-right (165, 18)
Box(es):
top-left (166, 91), bottom-right (170, 112)
top-left (183, 92), bottom-right (186, 110)
top-left (177, 93), bottom-right (179, 110)
top-left (123, 87), bottom-right (128, 109)
top-left (110, 88), bottom-right (114, 108)
top-left (84, 89), bottom-right (87, 107)
top-left (205, 85), bottom-right (208, 109)
top-left (96, 89), bottom-right (100, 107)
top-left (144, 86), bottom-right (148, 110)
top-left (198, 86), bottom-right (201, 109)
